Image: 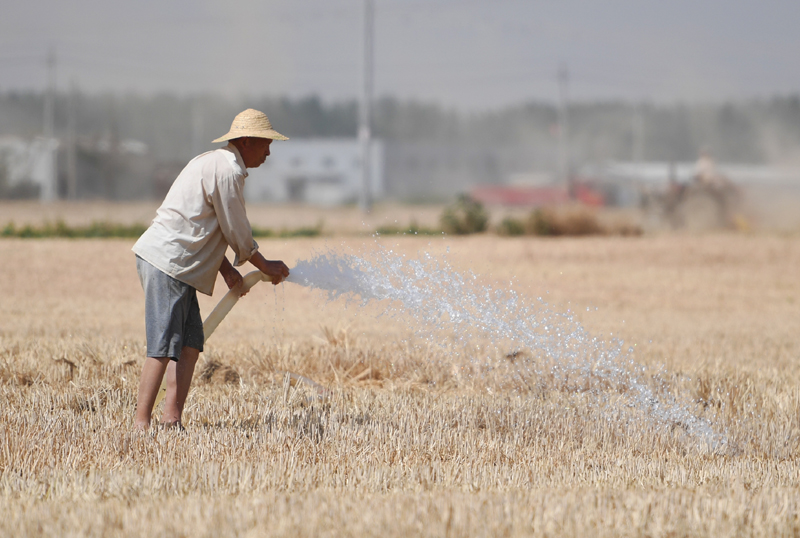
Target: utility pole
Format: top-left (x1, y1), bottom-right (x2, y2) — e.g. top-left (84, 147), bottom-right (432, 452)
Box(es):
top-left (43, 47), bottom-right (56, 140)
top-left (632, 104), bottom-right (645, 162)
top-left (105, 99), bottom-right (119, 200)
top-left (191, 95), bottom-right (204, 157)
top-left (66, 80), bottom-right (78, 200)
top-left (42, 46), bottom-right (58, 202)
top-left (556, 64), bottom-right (570, 191)
top-left (358, 0), bottom-right (374, 214)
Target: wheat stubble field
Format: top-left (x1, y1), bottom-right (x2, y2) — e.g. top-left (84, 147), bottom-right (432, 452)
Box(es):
top-left (1, 226), bottom-right (799, 536)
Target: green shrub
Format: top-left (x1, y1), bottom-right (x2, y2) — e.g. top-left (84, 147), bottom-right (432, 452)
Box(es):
top-left (279, 225), bottom-right (323, 238)
top-left (250, 226), bottom-right (275, 238)
top-left (526, 209), bottom-right (555, 236)
top-left (375, 221), bottom-right (439, 236)
top-left (495, 217), bottom-right (526, 236)
top-left (440, 195), bottom-right (488, 235)
top-left (0, 220), bottom-right (147, 239)
top-left (251, 222), bottom-right (324, 238)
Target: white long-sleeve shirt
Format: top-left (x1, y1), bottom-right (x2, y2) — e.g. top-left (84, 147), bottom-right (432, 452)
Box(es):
top-left (132, 143), bottom-right (258, 296)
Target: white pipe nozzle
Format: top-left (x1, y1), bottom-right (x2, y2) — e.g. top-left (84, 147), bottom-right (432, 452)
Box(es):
top-left (202, 270), bottom-right (270, 342)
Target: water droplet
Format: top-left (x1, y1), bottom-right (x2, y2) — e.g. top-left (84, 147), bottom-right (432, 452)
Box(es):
top-left (285, 244), bottom-right (726, 449)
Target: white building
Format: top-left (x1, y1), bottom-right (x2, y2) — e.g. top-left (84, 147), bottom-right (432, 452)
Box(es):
top-left (244, 138), bottom-right (384, 205)
top-left (0, 136), bottom-right (59, 201)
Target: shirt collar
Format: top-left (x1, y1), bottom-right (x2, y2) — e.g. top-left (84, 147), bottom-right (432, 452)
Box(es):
top-left (225, 142), bottom-right (249, 178)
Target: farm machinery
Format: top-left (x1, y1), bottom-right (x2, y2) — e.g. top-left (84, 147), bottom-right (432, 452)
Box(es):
top-left (642, 174), bottom-right (745, 231)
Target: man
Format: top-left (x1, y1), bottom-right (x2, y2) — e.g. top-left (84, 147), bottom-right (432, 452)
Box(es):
top-left (132, 108), bottom-right (290, 430)
top-left (694, 150), bottom-right (724, 188)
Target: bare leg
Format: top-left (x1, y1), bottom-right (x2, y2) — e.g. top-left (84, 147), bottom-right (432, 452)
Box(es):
top-left (161, 346), bottom-right (200, 427)
top-left (135, 357), bottom-right (170, 430)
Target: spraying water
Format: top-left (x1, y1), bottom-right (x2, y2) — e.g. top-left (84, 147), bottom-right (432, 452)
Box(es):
top-left (286, 244), bottom-right (727, 450)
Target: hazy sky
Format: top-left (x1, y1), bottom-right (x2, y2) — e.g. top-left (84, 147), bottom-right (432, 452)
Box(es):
top-left (1, 0), bottom-right (798, 109)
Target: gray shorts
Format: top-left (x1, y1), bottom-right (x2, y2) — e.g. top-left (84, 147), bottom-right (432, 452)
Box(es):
top-left (136, 256), bottom-right (204, 360)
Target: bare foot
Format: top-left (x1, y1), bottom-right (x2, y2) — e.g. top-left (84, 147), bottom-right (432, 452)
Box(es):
top-left (161, 420), bottom-right (185, 432)
top-left (134, 421), bottom-right (150, 432)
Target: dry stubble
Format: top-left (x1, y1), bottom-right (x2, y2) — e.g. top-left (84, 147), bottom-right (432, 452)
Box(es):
top-left (1, 233), bottom-right (799, 537)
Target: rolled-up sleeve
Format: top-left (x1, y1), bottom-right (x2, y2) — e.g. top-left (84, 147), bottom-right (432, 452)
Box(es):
top-left (211, 174), bottom-right (259, 266)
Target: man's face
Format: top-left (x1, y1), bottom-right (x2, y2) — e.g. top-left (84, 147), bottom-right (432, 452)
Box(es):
top-left (240, 138), bottom-right (272, 168)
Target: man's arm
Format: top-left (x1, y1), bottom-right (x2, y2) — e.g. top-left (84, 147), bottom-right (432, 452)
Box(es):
top-left (248, 251), bottom-right (290, 285)
top-left (211, 174), bottom-right (259, 268)
top-left (217, 252), bottom-right (287, 297)
top-left (219, 256), bottom-right (244, 293)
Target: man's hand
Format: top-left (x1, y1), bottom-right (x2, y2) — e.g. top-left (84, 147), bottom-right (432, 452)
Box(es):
top-left (219, 256), bottom-right (246, 296)
top-left (249, 251), bottom-right (290, 285)
top-left (261, 259), bottom-right (291, 285)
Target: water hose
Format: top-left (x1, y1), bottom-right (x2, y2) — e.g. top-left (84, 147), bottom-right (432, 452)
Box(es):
top-left (153, 270), bottom-right (326, 408)
top-left (203, 270), bottom-right (271, 340)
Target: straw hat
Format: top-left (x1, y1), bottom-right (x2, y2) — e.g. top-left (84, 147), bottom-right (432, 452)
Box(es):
top-left (212, 108), bottom-right (289, 143)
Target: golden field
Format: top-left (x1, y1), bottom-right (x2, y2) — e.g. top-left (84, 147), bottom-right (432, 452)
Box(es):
top-left (1, 203), bottom-right (800, 537)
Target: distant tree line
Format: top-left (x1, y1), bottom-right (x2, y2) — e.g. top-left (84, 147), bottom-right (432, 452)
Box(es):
top-left (1, 90), bottom-right (799, 168)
